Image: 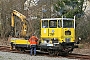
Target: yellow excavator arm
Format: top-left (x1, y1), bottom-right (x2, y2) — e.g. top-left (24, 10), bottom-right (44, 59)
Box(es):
top-left (11, 10), bottom-right (27, 37)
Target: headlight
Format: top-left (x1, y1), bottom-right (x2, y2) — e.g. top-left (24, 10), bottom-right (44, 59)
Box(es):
top-left (65, 38), bottom-right (70, 43)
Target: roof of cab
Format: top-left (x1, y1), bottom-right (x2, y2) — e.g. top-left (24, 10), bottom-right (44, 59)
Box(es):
top-left (41, 18), bottom-right (74, 20)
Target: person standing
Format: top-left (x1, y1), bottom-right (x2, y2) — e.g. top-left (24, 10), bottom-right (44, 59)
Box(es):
top-left (28, 34), bottom-right (38, 56)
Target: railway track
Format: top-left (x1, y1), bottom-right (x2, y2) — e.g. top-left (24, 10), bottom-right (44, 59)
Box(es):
top-left (0, 45), bottom-right (90, 60)
top-left (66, 53), bottom-right (90, 60)
top-left (0, 45), bottom-right (20, 53)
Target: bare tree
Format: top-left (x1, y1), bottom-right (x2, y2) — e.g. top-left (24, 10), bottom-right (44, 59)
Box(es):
top-left (0, 0), bottom-right (26, 38)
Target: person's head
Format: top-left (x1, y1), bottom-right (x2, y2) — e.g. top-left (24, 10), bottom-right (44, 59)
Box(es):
top-left (32, 34), bottom-right (35, 36)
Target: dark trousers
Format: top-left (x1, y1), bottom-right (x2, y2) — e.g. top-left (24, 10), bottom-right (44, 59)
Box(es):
top-left (30, 45), bottom-right (36, 55)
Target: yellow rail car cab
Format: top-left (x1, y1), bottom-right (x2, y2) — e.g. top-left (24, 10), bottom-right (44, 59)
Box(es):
top-left (39, 16), bottom-right (77, 56)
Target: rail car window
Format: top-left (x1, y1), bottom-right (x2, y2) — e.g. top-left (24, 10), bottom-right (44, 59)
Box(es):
top-left (63, 20), bottom-right (74, 28)
top-left (49, 20), bottom-right (57, 28)
top-left (58, 20), bottom-right (61, 28)
top-left (42, 20), bottom-right (48, 28)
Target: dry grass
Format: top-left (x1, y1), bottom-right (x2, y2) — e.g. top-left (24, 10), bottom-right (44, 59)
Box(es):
top-left (0, 38), bottom-right (10, 46)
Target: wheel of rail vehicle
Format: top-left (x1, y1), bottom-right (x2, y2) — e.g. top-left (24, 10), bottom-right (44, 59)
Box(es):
top-left (15, 47), bottom-right (25, 53)
top-left (61, 52), bottom-right (69, 56)
top-left (48, 50), bottom-right (55, 56)
top-left (60, 48), bottom-right (69, 56)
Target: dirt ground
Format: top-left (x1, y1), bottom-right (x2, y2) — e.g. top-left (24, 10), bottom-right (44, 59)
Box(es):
top-left (0, 38), bottom-right (90, 55)
top-left (73, 43), bottom-right (90, 55)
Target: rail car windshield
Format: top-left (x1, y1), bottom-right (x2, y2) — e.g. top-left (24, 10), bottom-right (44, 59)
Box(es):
top-left (49, 20), bottom-right (57, 28)
top-left (42, 19), bottom-right (74, 28)
top-left (42, 20), bottom-right (48, 28)
top-left (58, 20), bottom-right (61, 28)
top-left (63, 20), bottom-right (74, 28)
top-left (42, 20), bottom-right (62, 28)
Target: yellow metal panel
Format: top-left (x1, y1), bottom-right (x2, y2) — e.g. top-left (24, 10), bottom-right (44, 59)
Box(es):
top-left (57, 28), bottom-right (62, 37)
top-left (71, 28), bottom-right (75, 42)
top-left (63, 28), bottom-right (75, 42)
top-left (57, 28), bottom-right (63, 43)
top-left (49, 28), bottom-right (57, 37)
top-left (15, 40), bottom-right (29, 44)
top-left (10, 38), bottom-right (30, 44)
top-left (41, 28), bottom-right (48, 37)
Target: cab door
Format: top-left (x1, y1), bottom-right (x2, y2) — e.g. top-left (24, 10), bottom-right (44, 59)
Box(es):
top-left (48, 20), bottom-right (58, 38)
top-left (41, 20), bottom-right (48, 38)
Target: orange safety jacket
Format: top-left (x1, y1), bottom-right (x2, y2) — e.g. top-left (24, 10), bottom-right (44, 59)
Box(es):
top-left (28, 36), bottom-right (38, 45)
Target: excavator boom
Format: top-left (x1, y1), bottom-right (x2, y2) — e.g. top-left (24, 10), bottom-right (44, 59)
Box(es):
top-left (11, 10), bottom-right (27, 37)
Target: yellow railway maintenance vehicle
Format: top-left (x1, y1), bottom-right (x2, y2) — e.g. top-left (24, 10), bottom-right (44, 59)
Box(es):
top-left (10, 11), bottom-right (79, 56)
top-left (38, 16), bottom-right (78, 56)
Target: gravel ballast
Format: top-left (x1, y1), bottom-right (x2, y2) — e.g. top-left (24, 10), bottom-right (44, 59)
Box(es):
top-left (0, 51), bottom-right (78, 60)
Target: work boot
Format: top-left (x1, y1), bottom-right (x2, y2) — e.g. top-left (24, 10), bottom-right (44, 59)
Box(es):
top-left (34, 54), bottom-right (36, 56)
